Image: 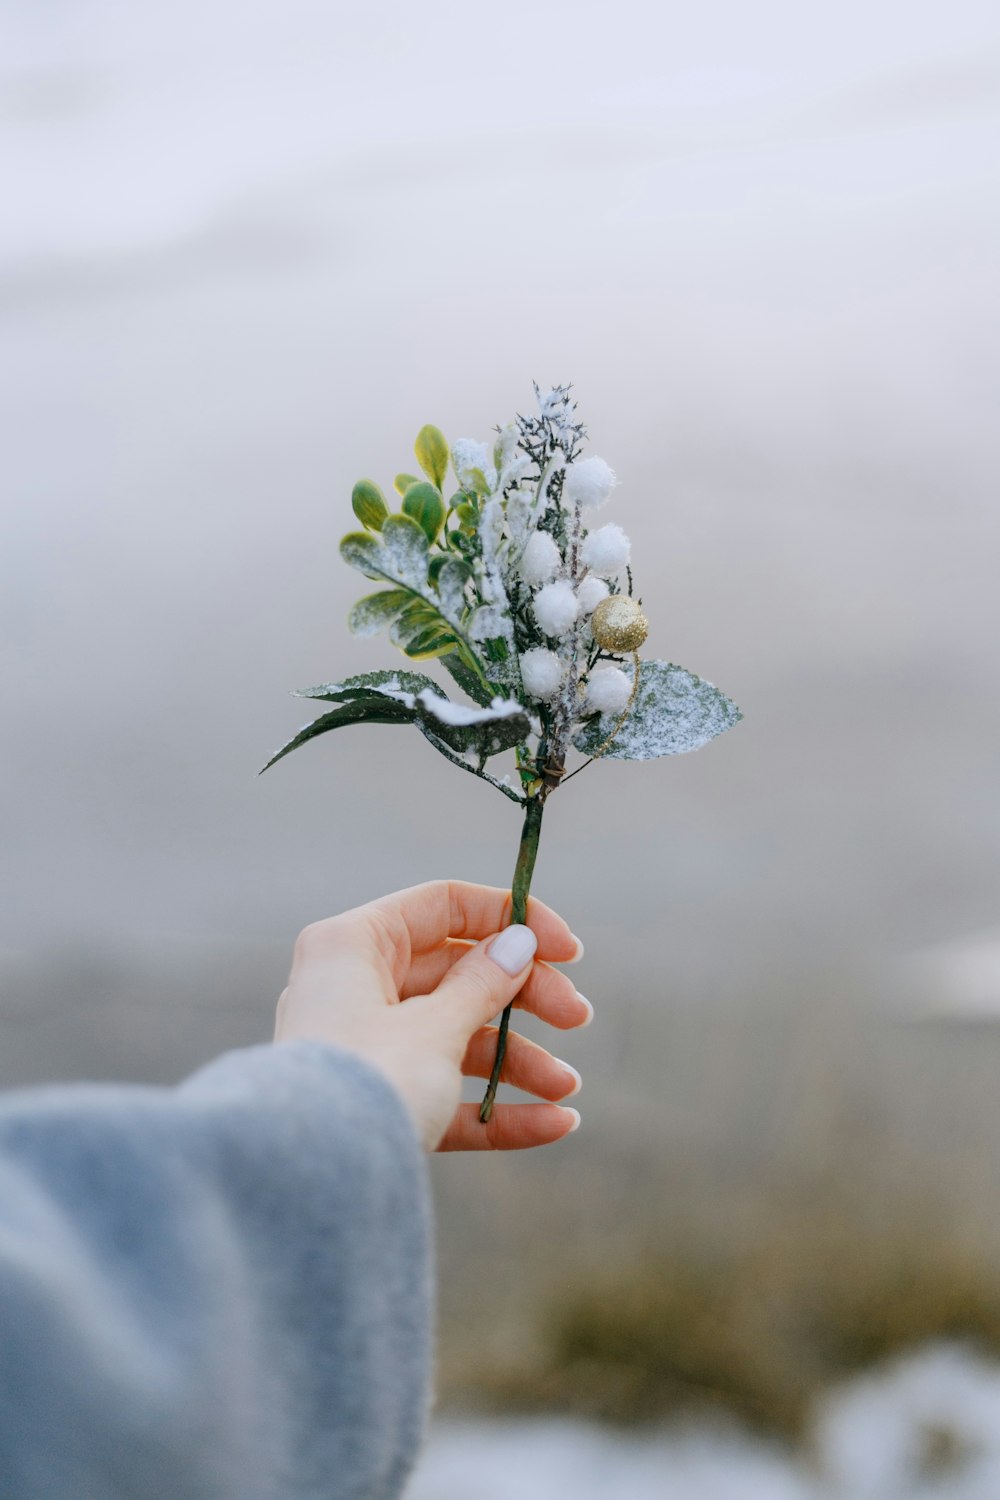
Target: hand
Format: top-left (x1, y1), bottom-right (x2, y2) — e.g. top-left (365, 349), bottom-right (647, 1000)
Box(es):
top-left (274, 880), bottom-right (590, 1152)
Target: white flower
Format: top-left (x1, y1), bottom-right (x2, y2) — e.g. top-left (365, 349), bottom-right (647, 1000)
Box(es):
top-left (586, 666), bottom-right (632, 715)
top-left (451, 438), bottom-right (496, 492)
top-left (575, 575), bottom-right (610, 616)
top-left (520, 647), bottom-right (564, 701)
top-left (534, 579), bottom-right (579, 638)
top-left (520, 530), bottom-right (561, 587)
top-left (563, 456), bottom-right (616, 510)
top-left (581, 523), bottom-right (631, 577)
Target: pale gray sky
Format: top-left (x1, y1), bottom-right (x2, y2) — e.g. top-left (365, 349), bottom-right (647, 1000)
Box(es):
top-left (1, 0), bottom-right (999, 1088)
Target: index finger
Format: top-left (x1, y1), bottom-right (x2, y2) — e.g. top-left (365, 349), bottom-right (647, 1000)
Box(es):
top-left (366, 880), bottom-right (581, 963)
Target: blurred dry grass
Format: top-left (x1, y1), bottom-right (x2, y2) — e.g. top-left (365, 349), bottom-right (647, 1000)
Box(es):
top-left (440, 1213), bottom-right (1000, 1443)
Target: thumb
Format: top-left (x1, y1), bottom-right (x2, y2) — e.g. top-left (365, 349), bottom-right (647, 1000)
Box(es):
top-left (424, 924), bottom-right (538, 1037)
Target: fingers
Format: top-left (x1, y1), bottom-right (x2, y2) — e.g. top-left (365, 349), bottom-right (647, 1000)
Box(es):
top-left (403, 943), bottom-right (591, 1029)
top-left (423, 926), bottom-right (540, 1035)
top-left (436, 1102), bottom-right (580, 1151)
top-left (461, 1027), bottom-right (581, 1102)
top-left (364, 880), bottom-right (580, 962)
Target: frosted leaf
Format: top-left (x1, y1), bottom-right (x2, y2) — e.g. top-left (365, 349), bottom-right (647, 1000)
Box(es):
top-left (434, 559), bottom-right (470, 625)
top-left (347, 589), bottom-right (412, 637)
top-left (478, 496), bottom-right (506, 553)
top-left (380, 515), bottom-right (429, 589)
top-left (505, 487), bottom-right (536, 547)
top-left (292, 669), bottom-right (437, 705)
top-left (452, 438), bottom-right (497, 493)
top-left (495, 423), bottom-right (520, 469)
top-left (381, 685), bottom-right (416, 709)
top-left (416, 690), bottom-right (523, 727)
top-left (468, 604), bottom-right (509, 642)
top-left (340, 532), bottom-right (384, 580)
top-left (573, 660), bottom-right (741, 760)
top-left (273, 669), bottom-right (531, 769)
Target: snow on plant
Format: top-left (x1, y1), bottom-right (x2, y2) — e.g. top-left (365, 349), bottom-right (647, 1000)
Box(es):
top-left (264, 384), bottom-right (741, 1121)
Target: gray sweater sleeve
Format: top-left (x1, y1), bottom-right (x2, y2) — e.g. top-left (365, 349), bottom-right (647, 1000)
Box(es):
top-left (0, 1041), bottom-right (433, 1500)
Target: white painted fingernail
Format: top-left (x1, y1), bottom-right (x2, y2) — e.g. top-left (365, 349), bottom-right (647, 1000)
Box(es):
top-left (488, 924), bottom-right (538, 976)
top-left (566, 934), bottom-right (585, 963)
top-left (554, 1060), bottom-right (582, 1097)
top-left (577, 994), bottom-right (594, 1027)
top-left (560, 1107), bottom-right (581, 1133)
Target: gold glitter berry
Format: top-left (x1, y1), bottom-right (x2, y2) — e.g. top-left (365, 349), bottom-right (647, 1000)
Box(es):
top-left (590, 595), bottom-right (649, 652)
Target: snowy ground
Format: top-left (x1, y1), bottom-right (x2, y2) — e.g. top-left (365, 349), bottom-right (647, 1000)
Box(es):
top-left (407, 1346), bottom-right (1000, 1500)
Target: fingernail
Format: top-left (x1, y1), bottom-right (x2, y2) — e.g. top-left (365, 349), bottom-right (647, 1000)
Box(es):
top-left (554, 1059), bottom-right (582, 1097)
top-left (566, 934), bottom-right (585, 963)
top-left (487, 924), bottom-right (538, 976)
top-left (560, 1107), bottom-right (581, 1133)
top-left (577, 993), bottom-right (594, 1027)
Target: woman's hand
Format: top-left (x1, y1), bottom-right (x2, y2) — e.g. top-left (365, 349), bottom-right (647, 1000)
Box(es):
top-left (275, 880), bottom-right (590, 1152)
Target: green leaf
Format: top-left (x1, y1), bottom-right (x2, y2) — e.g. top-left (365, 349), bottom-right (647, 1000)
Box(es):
top-left (432, 557), bottom-right (471, 621)
top-left (351, 479), bottom-right (388, 531)
top-left (440, 650), bottom-right (493, 706)
top-left (414, 425), bottom-right (449, 489)
top-left (347, 588), bottom-right (411, 637)
top-left (572, 660), bottom-right (742, 761)
top-left (379, 514), bottom-right (430, 588)
top-left (259, 697), bottom-right (413, 773)
top-left (389, 597), bottom-right (439, 648)
top-left (394, 472), bottom-right (421, 496)
top-left (401, 481), bottom-right (446, 543)
top-left (339, 531), bottom-right (385, 580)
top-left (403, 629), bottom-right (457, 661)
top-left (265, 670), bottom-right (533, 770)
top-left (465, 468), bottom-right (491, 498)
top-left (293, 669), bottom-right (440, 705)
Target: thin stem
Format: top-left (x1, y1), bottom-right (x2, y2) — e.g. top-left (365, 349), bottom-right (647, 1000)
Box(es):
top-left (479, 793), bottom-right (545, 1122)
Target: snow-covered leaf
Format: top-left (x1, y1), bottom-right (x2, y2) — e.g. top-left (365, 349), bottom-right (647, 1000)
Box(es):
top-left (294, 669), bottom-right (439, 706)
top-left (468, 604), bottom-right (509, 642)
top-left (341, 516), bottom-right (431, 592)
top-left (380, 514), bottom-right (430, 587)
top-left (347, 589), bottom-right (412, 637)
top-left (339, 530), bottom-right (384, 579)
top-left (573, 660), bottom-right (742, 761)
top-left (451, 438), bottom-right (495, 496)
top-left (432, 558), bottom-right (471, 624)
top-left (261, 669), bottom-right (532, 777)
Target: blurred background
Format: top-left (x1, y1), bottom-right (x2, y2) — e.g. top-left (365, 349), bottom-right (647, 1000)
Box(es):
top-left (3, 0), bottom-right (999, 1494)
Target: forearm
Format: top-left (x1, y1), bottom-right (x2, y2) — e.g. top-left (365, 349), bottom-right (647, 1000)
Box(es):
top-left (0, 1042), bottom-right (432, 1500)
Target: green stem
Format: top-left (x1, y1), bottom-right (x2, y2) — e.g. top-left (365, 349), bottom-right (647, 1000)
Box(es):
top-left (479, 793), bottom-right (545, 1122)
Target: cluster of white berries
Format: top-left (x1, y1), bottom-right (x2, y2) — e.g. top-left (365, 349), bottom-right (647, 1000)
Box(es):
top-left (512, 440), bottom-right (636, 713)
